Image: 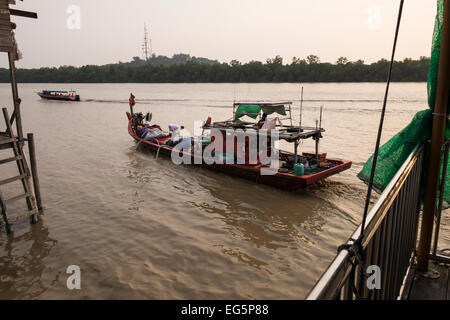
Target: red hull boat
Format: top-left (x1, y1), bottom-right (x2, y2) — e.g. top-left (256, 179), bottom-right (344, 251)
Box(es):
top-left (126, 111), bottom-right (352, 191)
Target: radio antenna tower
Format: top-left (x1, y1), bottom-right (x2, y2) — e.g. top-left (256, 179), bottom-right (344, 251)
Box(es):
top-left (142, 23), bottom-right (152, 61)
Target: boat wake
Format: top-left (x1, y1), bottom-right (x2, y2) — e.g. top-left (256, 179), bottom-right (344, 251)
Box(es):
top-left (305, 180), bottom-right (373, 225)
top-left (84, 99), bottom-right (129, 104)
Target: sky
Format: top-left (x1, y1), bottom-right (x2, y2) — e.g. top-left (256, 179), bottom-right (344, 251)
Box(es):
top-left (6, 0), bottom-right (438, 69)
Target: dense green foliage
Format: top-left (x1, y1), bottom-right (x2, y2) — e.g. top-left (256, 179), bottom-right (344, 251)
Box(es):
top-left (0, 55), bottom-right (430, 83)
top-left (128, 53), bottom-right (218, 67)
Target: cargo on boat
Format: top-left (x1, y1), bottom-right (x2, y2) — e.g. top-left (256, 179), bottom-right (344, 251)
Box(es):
top-left (126, 101), bottom-right (352, 190)
top-left (37, 90), bottom-right (80, 101)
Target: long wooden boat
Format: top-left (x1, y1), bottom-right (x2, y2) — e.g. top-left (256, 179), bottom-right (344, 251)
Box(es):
top-left (37, 90), bottom-right (80, 101)
top-left (126, 109), bottom-right (352, 191)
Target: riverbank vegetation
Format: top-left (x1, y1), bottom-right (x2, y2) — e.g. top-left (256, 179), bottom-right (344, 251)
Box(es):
top-left (0, 54), bottom-right (430, 83)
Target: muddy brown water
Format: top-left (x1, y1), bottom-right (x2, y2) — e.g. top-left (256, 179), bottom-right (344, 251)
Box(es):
top-left (0, 82), bottom-right (448, 299)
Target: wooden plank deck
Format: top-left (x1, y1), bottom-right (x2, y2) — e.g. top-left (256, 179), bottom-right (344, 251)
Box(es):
top-left (408, 260), bottom-right (450, 300)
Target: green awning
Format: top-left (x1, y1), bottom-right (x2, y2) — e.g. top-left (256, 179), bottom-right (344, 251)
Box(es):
top-left (235, 104), bottom-right (287, 119)
top-left (235, 105), bottom-right (261, 119)
top-left (262, 105), bottom-right (287, 116)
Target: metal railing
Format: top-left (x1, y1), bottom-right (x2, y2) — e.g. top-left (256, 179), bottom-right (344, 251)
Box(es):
top-left (306, 143), bottom-right (426, 300)
top-left (432, 139), bottom-right (450, 264)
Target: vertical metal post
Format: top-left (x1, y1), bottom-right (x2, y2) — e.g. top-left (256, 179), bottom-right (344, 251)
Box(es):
top-left (315, 137), bottom-right (319, 164)
top-left (417, 0), bottom-right (450, 272)
top-left (289, 103), bottom-right (293, 127)
top-left (319, 105), bottom-right (323, 129)
top-left (27, 133), bottom-right (43, 211)
top-left (299, 86), bottom-right (304, 129)
top-left (432, 141), bottom-right (449, 256)
top-left (317, 106), bottom-right (323, 165)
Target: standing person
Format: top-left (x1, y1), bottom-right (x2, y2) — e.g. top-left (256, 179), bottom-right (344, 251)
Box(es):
top-left (257, 113), bottom-right (267, 129)
top-left (129, 93), bottom-right (136, 115)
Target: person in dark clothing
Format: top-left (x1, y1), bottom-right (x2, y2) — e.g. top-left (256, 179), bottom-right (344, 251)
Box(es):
top-left (257, 113), bottom-right (267, 129)
top-left (129, 93), bottom-right (136, 114)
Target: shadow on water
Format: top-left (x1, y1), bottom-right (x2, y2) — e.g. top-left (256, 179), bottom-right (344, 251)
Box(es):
top-left (190, 181), bottom-right (324, 249)
top-left (126, 143), bottom-right (361, 250)
top-left (122, 142), bottom-right (370, 286)
top-left (0, 218), bottom-right (58, 299)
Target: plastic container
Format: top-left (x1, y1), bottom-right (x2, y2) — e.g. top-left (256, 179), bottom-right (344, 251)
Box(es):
top-left (294, 163), bottom-right (305, 175)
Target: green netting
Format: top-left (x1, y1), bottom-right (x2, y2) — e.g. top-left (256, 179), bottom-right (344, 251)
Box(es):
top-left (358, 0), bottom-right (450, 208)
top-left (357, 110), bottom-right (449, 194)
top-left (428, 0), bottom-right (447, 112)
top-left (235, 105), bottom-right (261, 119)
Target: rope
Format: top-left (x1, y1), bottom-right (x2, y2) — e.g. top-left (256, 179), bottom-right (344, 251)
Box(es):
top-left (361, 0), bottom-right (404, 244)
top-left (337, 0), bottom-right (405, 299)
top-left (150, 138), bottom-right (162, 160)
top-left (432, 112), bottom-right (447, 117)
top-left (155, 145), bottom-right (162, 160)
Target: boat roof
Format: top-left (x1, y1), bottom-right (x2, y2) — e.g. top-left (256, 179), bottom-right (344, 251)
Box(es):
top-left (203, 100), bottom-right (324, 143)
top-left (204, 120), bottom-right (324, 141)
top-left (233, 102), bottom-right (292, 106)
top-left (42, 90), bottom-right (76, 93)
top-left (233, 101), bottom-right (293, 120)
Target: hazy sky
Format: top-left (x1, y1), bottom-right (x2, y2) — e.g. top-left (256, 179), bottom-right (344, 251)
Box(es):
top-left (7, 0), bottom-right (438, 68)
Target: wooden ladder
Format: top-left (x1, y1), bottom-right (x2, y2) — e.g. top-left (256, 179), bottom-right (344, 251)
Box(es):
top-left (0, 107), bottom-right (38, 234)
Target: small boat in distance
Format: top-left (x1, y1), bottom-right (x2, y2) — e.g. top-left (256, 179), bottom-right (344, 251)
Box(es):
top-left (37, 90), bottom-right (80, 101)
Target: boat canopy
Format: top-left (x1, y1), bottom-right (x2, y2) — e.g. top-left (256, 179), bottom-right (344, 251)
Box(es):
top-left (234, 102), bottom-right (290, 120)
top-left (42, 90), bottom-right (76, 94)
top-left (234, 105), bottom-right (261, 119)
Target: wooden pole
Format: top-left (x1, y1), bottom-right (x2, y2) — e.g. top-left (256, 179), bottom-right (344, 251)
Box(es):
top-left (417, 0), bottom-right (450, 272)
top-left (8, 52), bottom-right (23, 145)
top-left (1, 200), bottom-right (13, 234)
top-left (27, 133), bottom-right (43, 211)
top-left (2, 108), bottom-right (33, 210)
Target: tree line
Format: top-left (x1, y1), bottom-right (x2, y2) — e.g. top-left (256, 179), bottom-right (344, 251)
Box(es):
top-left (128, 53), bottom-right (218, 67)
top-left (0, 55), bottom-right (430, 83)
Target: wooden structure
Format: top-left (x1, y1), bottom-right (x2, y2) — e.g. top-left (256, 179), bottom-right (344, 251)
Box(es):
top-left (216, 102), bottom-right (325, 164)
top-left (126, 99), bottom-right (352, 190)
top-left (0, 0), bottom-right (41, 234)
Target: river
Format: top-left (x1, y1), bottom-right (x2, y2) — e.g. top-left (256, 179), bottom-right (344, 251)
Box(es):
top-left (0, 82), bottom-right (447, 299)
